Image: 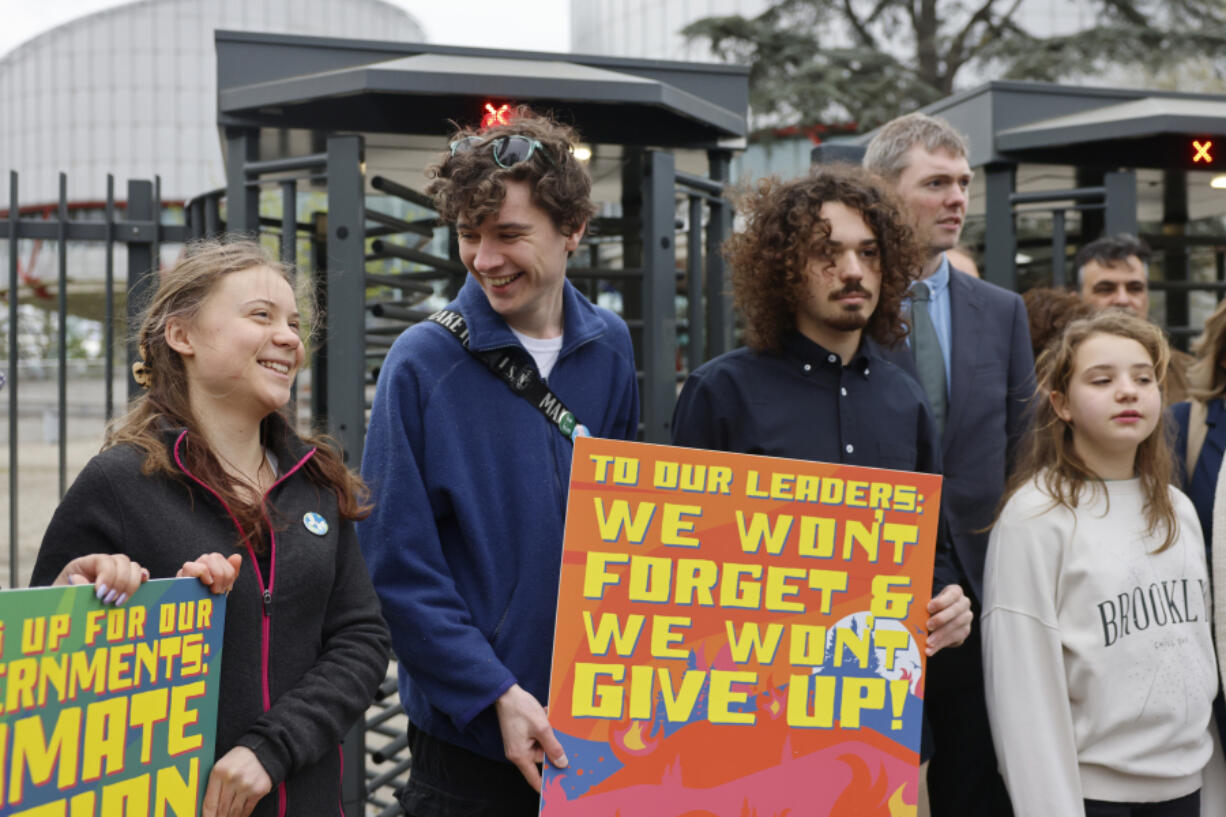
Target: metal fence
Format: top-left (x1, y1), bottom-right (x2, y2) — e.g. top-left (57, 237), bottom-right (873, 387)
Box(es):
top-left (3, 148), bottom-right (735, 812)
top-left (3, 172), bottom-right (186, 584)
top-left (1006, 180), bottom-right (1226, 348)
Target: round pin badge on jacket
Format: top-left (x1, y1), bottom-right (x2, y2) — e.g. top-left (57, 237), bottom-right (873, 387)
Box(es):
top-left (303, 512), bottom-right (329, 536)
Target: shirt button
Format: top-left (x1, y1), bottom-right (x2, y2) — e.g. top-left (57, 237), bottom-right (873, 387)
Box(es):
top-left (828, 354), bottom-right (837, 363)
top-left (840, 387), bottom-right (847, 396)
top-left (803, 363), bottom-right (812, 372)
top-left (845, 444), bottom-right (854, 454)
top-left (864, 368), bottom-right (870, 376)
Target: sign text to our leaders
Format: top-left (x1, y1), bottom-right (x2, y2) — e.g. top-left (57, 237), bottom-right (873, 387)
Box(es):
top-left (572, 453), bottom-right (924, 731)
top-left (589, 454), bottom-right (929, 514)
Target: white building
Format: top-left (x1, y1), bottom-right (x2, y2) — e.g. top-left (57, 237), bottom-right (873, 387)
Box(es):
top-left (0, 0), bottom-right (425, 205)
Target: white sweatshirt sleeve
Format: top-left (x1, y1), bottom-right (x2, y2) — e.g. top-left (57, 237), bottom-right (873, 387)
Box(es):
top-left (982, 496), bottom-right (1084, 817)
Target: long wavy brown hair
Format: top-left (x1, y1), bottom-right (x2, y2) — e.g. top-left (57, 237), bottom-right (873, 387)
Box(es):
top-left (1021, 287), bottom-right (1095, 361)
top-left (106, 239), bottom-right (369, 551)
top-left (426, 106), bottom-right (595, 236)
top-left (1187, 297), bottom-right (1226, 403)
top-left (1000, 310), bottom-right (1178, 552)
top-left (725, 165), bottom-right (924, 353)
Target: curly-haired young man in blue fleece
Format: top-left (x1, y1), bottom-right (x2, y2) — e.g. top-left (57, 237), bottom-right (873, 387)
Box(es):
top-left (358, 109), bottom-right (639, 817)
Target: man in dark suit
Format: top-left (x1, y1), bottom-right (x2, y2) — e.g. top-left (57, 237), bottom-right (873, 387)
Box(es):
top-left (865, 112), bottom-right (1034, 817)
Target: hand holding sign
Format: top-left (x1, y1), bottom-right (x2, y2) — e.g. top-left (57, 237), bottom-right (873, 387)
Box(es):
top-left (177, 552), bottom-right (243, 595)
top-left (202, 745), bottom-right (273, 817)
top-left (925, 583), bottom-right (972, 655)
top-left (52, 552), bottom-right (150, 604)
top-left (497, 683), bottom-right (569, 792)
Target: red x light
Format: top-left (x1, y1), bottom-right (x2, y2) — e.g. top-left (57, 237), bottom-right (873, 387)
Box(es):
top-left (481, 102), bottom-right (512, 129)
top-left (1193, 139), bottom-right (1214, 164)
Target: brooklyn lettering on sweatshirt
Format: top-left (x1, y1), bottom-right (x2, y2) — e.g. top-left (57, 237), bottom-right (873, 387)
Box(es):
top-left (1096, 577), bottom-right (1210, 647)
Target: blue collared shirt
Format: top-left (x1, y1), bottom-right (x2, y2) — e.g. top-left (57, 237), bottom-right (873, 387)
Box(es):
top-left (907, 254), bottom-right (953, 393)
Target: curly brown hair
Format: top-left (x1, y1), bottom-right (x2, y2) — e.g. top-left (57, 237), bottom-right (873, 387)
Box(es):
top-left (1188, 297), bottom-right (1226, 402)
top-left (725, 164), bottom-right (925, 353)
top-left (1021, 287), bottom-right (1095, 361)
top-left (426, 106), bottom-right (595, 235)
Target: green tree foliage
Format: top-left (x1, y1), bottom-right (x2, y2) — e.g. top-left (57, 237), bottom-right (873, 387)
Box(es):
top-left (684, 0), bottom-right (1226, 132)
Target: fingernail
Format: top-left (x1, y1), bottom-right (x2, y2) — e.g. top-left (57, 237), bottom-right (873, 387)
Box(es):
top-left (95, 583), bottom-right (108, 599)
top-left (116, 593), bottom-right (128, 606)
top-left (104, 588), bottom-right (118, 604)
top-left (557, 754), bottom-right (569, 768)
top-left (141, 568), bottom-right (150, 581)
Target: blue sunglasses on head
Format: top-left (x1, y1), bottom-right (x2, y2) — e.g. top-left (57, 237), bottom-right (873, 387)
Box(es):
top-left (449, 134), bottom-right (560, 169)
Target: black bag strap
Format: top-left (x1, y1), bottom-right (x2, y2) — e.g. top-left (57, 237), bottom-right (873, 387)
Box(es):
top-left (427, 309), bottom-right (589, 442)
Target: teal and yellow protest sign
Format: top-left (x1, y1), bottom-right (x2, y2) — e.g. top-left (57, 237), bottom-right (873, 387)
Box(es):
top-left (0, 578), bottom-right (225, 816)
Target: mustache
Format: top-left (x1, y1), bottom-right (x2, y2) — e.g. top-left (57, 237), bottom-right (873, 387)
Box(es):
top-left (829, 284), bottom-right (870, 301)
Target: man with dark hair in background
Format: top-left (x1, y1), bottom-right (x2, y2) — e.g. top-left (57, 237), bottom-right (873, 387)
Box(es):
top-left (671, 164), bottom-right (972, 674)
top-left (360, 109), bottom-right (639, 817)
top-left (865, 112), bottom-right (1034, 817)
top-left (1076, 233), bottom-right (1191, 402)
top-left (1076, 233), bottom-right (1152, 316)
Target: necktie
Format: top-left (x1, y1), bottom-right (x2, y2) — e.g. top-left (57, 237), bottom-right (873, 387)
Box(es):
top-left (909, 281), bottom-right (947, 435)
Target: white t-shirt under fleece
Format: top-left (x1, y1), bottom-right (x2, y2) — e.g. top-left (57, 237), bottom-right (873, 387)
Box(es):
top-left (511, 329), bottom-right (563, 381)
top-left (983, 476), bottom-right (1216, 815)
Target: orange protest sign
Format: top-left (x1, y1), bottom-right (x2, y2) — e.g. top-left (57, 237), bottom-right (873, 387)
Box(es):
top-left (540, 437), bottom-right (942, 816)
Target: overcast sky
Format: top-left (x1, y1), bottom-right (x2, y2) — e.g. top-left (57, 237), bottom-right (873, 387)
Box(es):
top-left (0, 0), bottom-right (570, 59)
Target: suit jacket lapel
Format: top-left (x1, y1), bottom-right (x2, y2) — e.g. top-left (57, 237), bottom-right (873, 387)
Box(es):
top-left (942, 269), bottom-right (983, 456)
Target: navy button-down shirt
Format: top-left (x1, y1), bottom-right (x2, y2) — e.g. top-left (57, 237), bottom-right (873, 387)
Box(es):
top-left (671, 331), bottom-right (964, 764)
top-left (672, 332), bottom-right (941, 475)
top-left (671, 331), bottom-right (960, 595)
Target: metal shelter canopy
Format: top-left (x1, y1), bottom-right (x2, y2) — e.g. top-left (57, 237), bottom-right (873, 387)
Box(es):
top-left (994, 96), bottom-right (1226, 168)
top-left (214, 29), bottom-right (750, 460)
top-left (883, 80), bottom-right (1226, 170)
top-left (215, 31), bottom-right (749, 146)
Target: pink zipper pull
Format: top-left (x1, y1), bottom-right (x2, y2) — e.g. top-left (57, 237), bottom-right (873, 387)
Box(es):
top-left (262, 589), bottom-right (272, 614)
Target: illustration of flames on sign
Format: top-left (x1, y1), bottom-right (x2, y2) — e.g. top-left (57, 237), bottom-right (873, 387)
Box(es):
top-left (614, 720), bottom-right (660, 755)
top-left (542, 610), bottom-right (925, 817)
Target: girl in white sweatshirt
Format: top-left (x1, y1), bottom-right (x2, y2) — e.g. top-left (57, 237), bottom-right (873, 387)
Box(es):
top-left (983, 310), bottom-right (1216, 817)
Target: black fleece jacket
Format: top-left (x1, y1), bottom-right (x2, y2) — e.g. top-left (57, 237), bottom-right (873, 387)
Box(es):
top-left (31, 417), bottom-right (390, 817)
